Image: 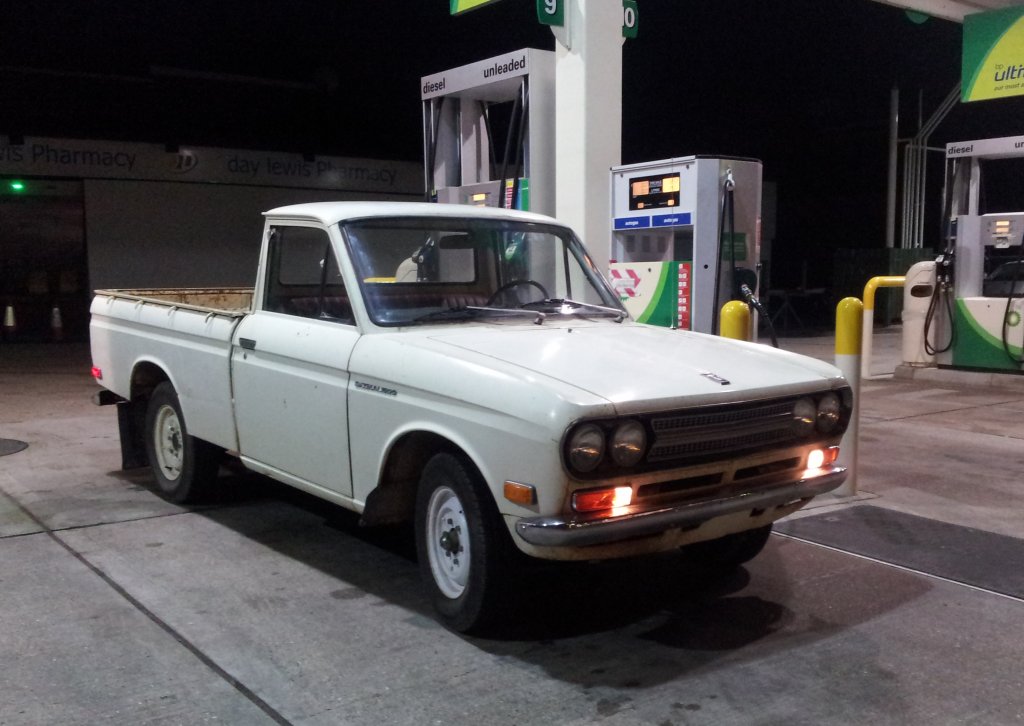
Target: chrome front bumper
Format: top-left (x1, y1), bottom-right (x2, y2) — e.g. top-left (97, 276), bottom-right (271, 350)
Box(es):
top-left (515, 467), bottom-right (847, 548)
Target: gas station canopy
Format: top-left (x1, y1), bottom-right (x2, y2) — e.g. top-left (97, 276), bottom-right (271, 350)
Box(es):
top-left (874, 0), bottom-right (1022, 23)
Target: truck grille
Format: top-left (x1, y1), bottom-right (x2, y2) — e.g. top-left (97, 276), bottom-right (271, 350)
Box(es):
top-left (563, 388), bottom-right (851, 481)
top-left (646, 399), bottom-right (800, 464)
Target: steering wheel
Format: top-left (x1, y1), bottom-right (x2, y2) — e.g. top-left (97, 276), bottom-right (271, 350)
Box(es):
top-left (485, 279), bottom-right (550, 307)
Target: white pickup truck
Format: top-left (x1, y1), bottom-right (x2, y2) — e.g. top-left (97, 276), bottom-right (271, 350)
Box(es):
top-left (90, 201), bottom-right (851, 632)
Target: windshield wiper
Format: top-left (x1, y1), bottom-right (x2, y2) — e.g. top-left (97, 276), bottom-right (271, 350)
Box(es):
top-left (411, 306), bottom-right (546, 325)
top-left (410, 308), bottom-right (485, 323)
top-left (467, 306), bottom-right (547, 324)
top-left (521, 298), bottom-right (625, 322)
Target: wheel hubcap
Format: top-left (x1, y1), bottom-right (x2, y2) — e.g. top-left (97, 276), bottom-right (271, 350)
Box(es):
top-left (153, 404), bottom-right (183, 482)
top-left (426, 486), bottom-right (470, 599)
top-left (440, 528), bottom-right (461, 554)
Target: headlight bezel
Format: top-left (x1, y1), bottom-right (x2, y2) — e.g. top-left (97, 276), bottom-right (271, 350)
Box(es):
top-left (816, 392), bottom-right (842, 434)
top-left (564, 419), bottom-right (649, 476)
top-left (792, 397), bottom-right (817, 436)
top-left (609, 419), bottom-right (647, 468)
top-left (566, 423), bottom-right (606, 474)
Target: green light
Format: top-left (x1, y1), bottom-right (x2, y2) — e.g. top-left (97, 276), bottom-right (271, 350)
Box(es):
top-left (9, 180), bottom-right (25, 192)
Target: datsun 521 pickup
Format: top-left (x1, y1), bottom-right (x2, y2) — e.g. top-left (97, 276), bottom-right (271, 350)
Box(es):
top-left (90, 202), bottom-right (851, 632)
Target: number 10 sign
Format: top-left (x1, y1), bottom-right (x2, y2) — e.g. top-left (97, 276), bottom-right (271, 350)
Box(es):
top-left (536, 0), bottom-right (637, 38)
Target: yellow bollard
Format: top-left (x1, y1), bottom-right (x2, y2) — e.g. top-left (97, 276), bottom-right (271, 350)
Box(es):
top-left (835, 297), bottom-right (863, 497)
top-left (719, 300), bottom-right (751, 341)
top-left (861, 275), bottom-right (905, 379)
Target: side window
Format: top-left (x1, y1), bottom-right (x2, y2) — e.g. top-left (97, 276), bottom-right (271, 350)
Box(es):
top-left (263, 226), bottom-right (353, 324)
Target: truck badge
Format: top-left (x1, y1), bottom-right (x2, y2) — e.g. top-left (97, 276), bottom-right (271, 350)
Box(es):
top-left (699, 371), bottom-right (731, 386)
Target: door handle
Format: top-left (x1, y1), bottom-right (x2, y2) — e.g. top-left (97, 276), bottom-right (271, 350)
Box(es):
top-left (239, 337), bottom-right (257, 350)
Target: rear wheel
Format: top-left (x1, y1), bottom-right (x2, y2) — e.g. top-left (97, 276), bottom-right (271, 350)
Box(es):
top-left (680, 524), bottom-right (773, 571)
top-left (144, 382), bottom-right (222, 503)
top-left (415, 452), bottom-right (511, 634)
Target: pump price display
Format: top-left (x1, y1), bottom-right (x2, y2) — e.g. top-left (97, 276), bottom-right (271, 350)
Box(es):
top-left (629, 173), bottom-right (680, 210)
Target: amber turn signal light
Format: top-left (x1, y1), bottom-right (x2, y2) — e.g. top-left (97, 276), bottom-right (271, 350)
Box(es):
top-left (504, 481), bottom-right (537, 506)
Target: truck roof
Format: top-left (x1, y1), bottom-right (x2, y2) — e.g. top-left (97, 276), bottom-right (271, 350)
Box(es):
top-left (263, 201), bottom-right (559, 227)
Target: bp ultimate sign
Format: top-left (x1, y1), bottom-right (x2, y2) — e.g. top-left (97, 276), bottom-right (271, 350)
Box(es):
top-left (963, 5), bottom-right (1024, 103)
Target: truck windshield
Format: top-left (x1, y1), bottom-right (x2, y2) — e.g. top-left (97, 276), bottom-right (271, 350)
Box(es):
top-left (341, 217), bottom-right (624, 326)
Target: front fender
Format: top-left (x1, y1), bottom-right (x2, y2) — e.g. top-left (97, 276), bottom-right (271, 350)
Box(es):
top-left (350, 391), bottom-right (569, 520)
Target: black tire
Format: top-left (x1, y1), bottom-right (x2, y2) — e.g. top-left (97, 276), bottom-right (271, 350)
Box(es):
top-left (415, 452), bottom-right (512, 634)
top-left (144, 382), bottom-right (222, 504)
top-left (680, 524), bottom-right (773, 571)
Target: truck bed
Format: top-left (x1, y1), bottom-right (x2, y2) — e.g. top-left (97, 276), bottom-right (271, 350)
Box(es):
top-left (90, 287), bottom-right (252, 451)
top-left (93, 288), bottom-right (253, 316)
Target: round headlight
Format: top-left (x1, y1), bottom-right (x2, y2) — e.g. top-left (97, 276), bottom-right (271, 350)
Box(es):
top-left (568, 424), bottom-right (605, 473)
top-left (816, 392), bottom-right (842, 433)
top-left (610, 420), bottom-right (646, 468)
top-left (792, 397), bottom-right (816, 436)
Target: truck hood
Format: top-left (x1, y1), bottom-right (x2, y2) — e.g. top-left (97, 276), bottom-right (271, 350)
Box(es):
top-left (427, 322), bottom-right (845, 413)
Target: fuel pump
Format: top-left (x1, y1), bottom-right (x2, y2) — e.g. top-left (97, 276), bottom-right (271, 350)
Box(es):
top-left (609, 156), bottom-right (763, 336)
top-left (717, 168), bottom-right (776, 344)
top-left (922, 160), bottom-right (959, 358)
top-left (924, 135), bottom-right (1024, 372)
top-left (421, 49), bottom-right (555, 215)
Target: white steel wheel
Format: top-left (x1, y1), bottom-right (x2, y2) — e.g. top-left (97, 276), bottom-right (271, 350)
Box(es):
top-left (415, 451), bottom-right (514, 634)
top-left (143, 382), bottom-right (222, 504)
top-left (152, 403), bottom-right (184, 482)
top-left (425, 485), bottom-right (471, 599)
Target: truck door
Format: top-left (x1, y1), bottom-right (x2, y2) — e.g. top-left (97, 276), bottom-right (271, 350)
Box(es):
top-left (231, 224), bottom-right (357, 497)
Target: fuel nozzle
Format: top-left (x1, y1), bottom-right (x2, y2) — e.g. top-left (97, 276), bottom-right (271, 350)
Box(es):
top-left (740, 283), bottom-right (762, 311)
top-left (935, 217), bottom-right (957, 289)
top-left (739, 283), bottom-right (779, 348)
top-left (935, 251), bottom-right (955, 289)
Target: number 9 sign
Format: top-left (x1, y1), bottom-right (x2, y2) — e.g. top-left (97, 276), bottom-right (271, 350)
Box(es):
top-left (536, 0), bottom-right (564, 26)
top-left (535, 0), bottom-right (637, 36)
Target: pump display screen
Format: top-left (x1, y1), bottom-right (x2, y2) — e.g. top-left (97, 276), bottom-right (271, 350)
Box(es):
top-left (629, 173), bottom-right (680, 210)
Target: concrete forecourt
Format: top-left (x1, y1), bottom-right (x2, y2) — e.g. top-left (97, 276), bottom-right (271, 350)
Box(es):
top-left (2, 329), bottom-right (1024, 723)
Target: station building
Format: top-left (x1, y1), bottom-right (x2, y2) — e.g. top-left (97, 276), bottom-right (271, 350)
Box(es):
top-left (0, 136), bottom-right (420, 341)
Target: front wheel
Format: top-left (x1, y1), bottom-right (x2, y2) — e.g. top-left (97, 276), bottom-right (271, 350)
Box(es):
top-left (415, 452), bottom-right (511, 634)
top-left (144, 382), bottom-right (222, 504)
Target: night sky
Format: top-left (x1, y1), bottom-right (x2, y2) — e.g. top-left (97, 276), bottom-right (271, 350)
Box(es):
top-left (5, 0), bottom-right (1023, 290)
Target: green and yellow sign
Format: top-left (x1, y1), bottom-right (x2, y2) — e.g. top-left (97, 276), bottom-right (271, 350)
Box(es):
top-left (962, 6), bottom-right (1024, 102)
top-left (450, 0), bottom-right (503, 15)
